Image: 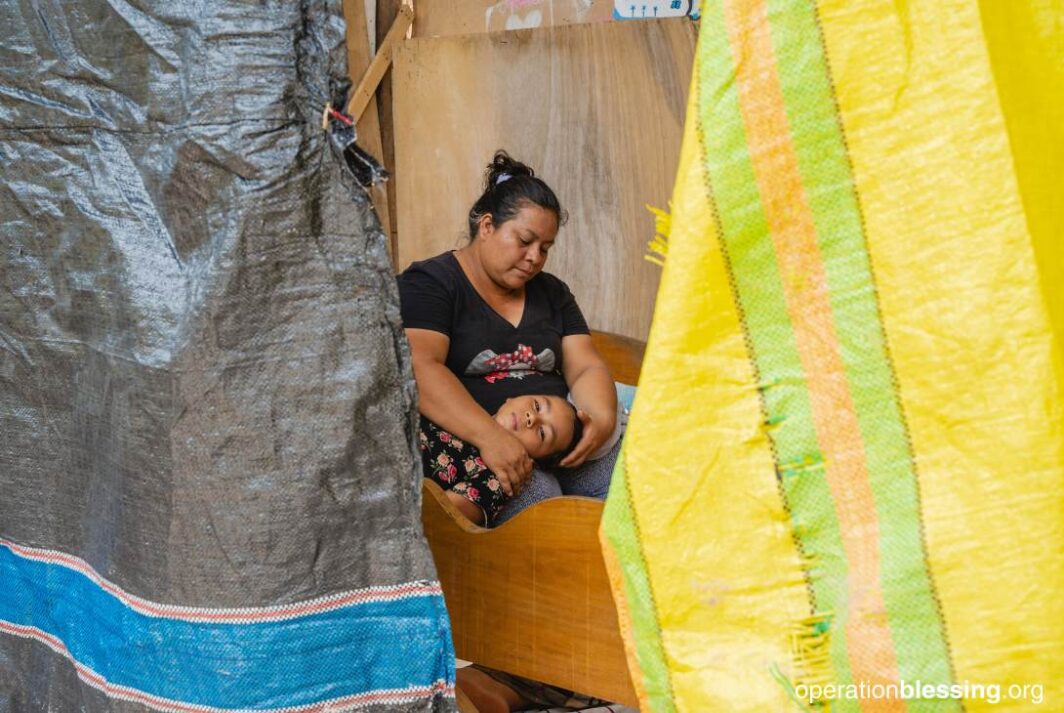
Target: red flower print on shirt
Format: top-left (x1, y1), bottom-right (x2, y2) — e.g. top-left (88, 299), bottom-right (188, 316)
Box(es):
top-left (463, 345), bottom-right (557, 383)
top-left (486, 344), bottom-right (537, 370)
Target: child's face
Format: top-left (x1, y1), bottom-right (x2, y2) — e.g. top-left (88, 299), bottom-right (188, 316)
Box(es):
top-left (494, 395), bottom-right (576, 460)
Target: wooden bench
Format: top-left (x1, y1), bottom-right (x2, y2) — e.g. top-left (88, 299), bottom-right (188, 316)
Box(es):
top-left (421, 331), bottom-right (645, 709)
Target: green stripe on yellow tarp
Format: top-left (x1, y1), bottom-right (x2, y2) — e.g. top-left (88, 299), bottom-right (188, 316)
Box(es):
top-left (721, 0), bottom-right (906, 692)
top-left (762, 1), bottom-right (958, 707)
top-left (601, 450), bottom-right (677, 713)
top-left (700, 0), bottom-right (964, 706)
top-left (603, 0), bottom-right (1061, 709)
top-left (696, 0), bottom-right (861, 700)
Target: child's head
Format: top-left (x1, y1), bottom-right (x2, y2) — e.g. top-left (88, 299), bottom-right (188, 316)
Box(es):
top-left (494, 394), bottom-right (583, 467)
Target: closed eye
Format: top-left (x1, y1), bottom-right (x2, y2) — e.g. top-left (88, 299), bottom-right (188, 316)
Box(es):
top-left (538, 426), bottom-right (545, 441)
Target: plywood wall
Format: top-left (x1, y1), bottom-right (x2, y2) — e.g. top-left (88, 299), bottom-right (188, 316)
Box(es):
top-left (393, 18), bottom-right (695, 341)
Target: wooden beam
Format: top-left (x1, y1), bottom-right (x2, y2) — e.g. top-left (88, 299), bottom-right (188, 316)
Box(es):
top-left (342, 1), bottom-right (392, 253)
top-left (345, 2), bottom-right (414, 122)
top-left (342, 0), bottom-right (393, 251)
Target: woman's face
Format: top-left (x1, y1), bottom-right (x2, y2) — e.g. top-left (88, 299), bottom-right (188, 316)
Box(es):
top-left (494, 395), bottom-right (575, 460)
top-left (477, 204), bottom-right (559, 290)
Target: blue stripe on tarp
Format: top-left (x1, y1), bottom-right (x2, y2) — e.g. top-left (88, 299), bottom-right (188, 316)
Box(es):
top-left (0, 545), bottom-right (455, 709)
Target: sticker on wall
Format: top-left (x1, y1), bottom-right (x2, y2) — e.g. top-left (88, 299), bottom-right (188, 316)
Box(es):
top-left (612, 0), bottom-right (699, 20)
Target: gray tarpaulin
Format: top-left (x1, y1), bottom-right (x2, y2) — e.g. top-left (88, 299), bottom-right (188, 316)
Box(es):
top-left (0, 0), bottom-right (455, 710)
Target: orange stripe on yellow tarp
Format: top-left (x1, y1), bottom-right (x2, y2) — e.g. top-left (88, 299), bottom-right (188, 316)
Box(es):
top-left (599, 518), bottom-right (655, 711)
top-left (721, 0), bottom-right (904, 708)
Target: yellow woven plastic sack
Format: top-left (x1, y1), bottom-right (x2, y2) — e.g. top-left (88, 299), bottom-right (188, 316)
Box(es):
top-left (601, 1), bottom-right (1064, 710)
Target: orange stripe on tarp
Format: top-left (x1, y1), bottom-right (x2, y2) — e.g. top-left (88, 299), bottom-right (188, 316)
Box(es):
top-left (599, 525), bottom-right (654, 711)
top-left (721, 0), bottom-right (904, 708)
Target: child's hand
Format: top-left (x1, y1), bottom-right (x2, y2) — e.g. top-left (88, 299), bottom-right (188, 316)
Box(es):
top-left (478, 430), bottom-right (533, 497)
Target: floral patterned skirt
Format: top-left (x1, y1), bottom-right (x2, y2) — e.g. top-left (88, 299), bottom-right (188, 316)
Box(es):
top-left (418, 416), bottom-right (508, 526)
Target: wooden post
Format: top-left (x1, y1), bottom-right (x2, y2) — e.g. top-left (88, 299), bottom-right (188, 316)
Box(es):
top-left (374, 0), bottom-right (403, 270)
top-left (341, 0), bottom-right (393, 257)
top-left (345, 3), bottom-right (414, 122)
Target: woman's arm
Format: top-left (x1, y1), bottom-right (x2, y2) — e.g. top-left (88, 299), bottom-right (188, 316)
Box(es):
top-left (407, 328), bottom-right (533, 494)
top-left (559, 333), bottom-right (618, 467)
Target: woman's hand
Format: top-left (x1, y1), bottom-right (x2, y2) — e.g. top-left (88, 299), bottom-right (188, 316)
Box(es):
top-left (407, 328), bottom-right (535, 495)
top-left (558, 408), bottom-right (612, 468)
top-left (477, 430), bottom-right (534, 497)
top-left (560, 334), bottom-right (618, 468)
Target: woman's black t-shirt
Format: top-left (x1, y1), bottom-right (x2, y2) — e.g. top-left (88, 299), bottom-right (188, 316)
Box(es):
top-left (397, 251), bottom-right (589, 415)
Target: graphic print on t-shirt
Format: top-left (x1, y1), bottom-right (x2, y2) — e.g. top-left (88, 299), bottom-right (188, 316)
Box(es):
top-left (464, 343), bottom-right (557, 384)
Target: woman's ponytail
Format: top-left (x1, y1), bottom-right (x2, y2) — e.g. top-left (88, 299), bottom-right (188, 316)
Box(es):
top-left (467, 150), bottom-right (567, 239)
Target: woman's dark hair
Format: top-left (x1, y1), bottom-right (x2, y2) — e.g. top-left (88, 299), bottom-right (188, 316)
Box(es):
top-left (467, 150), bottom-right (568, 239)
top-left (534, 400), bottom-right (584, 470)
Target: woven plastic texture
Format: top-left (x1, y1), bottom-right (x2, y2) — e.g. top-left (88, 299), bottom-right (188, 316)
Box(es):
top-left (600, 0), bottom-right (1064, 710)
top-left (0, 1), bottom-right (455, 710)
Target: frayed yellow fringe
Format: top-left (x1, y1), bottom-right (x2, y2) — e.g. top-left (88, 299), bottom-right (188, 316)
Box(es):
top-left (644, 203), bottom-right (671, 267)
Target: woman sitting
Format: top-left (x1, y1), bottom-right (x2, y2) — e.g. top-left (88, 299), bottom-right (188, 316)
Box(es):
top-left (398, 150), bottom-right (618, 523)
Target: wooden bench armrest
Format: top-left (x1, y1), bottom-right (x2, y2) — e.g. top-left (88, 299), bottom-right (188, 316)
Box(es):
top-left (422, 480), bottom-right (638, 707)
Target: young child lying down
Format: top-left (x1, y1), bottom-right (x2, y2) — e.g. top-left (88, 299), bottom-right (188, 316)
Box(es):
top-left (419, 394), bottom-right (583, 526)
